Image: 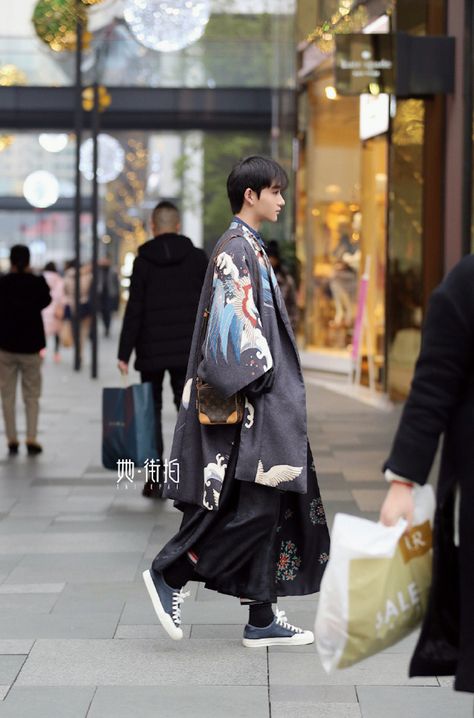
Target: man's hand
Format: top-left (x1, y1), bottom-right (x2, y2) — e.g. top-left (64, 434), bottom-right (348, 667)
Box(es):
top-left (117, 360), bottom-right (128, 375)
top-left (380, 482), bottom-right (415, 530)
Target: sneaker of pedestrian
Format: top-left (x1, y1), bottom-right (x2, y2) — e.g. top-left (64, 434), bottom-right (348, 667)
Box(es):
top-left (26, 441), bottom-right (43, 456)
top-left (142, 568), bottom-right (189, 640)
top-left (242, 608), bottom-right (314, 648)
top-left (7, 441), bottom-right (19, 456)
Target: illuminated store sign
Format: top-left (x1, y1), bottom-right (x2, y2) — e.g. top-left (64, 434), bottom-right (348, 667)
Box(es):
top-left (335, 33), bottom-right (454, 97)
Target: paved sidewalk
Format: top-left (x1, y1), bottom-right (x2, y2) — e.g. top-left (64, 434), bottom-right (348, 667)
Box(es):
top-left (0, 327), bottom-right (471, 718)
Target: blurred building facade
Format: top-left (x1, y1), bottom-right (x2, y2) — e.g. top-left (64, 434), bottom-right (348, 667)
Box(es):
top-left (295, 0), bottom-right (471, 398)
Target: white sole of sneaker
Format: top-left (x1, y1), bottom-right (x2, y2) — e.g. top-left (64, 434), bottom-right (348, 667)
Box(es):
top-left (142, 570), bottom-right (183, 641)
top-left (242, 630), bottom-right (314, 648)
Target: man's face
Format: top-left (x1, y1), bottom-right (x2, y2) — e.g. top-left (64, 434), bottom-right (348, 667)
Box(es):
top-left (253, 183), bottom-right (285, 223)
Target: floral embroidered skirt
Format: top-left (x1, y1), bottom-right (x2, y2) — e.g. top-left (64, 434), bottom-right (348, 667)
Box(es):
top-left (152, 440), bottom-right (330, 603)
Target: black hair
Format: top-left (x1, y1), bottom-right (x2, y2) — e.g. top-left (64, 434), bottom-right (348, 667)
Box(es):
top-left (151, 200), bottom-right (180, 233)
top-left (10, 245), bottom-right (30, 273)
top-left (44, 261), bottom-right (57, 272)
top-left (227, 156), bottom-right (288, 214)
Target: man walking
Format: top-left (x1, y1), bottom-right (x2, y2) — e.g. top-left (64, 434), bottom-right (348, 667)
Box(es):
top-left (142, 157), bottom-right (330, 646)
top-left (118, 201), bottom-right (207, 497)
top-left (0, 245), bottom-right (51, 455)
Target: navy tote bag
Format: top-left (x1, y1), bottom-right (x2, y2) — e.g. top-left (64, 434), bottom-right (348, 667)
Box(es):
top-left (102, 383), bottom-right (157, 470)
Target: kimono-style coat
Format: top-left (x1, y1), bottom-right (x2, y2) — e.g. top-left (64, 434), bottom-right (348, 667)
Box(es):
top-left (166, 220), bottom-right (308, 511)
top-left (158, 220), bottom-right (329, 600)
top-left (384, 255), bottom-right (474, 693)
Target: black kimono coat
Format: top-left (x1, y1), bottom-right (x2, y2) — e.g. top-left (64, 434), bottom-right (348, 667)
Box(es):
top-left (384, 255), bottom-right (474, 693)
top-left (166, 221), bottom-right (309, 510)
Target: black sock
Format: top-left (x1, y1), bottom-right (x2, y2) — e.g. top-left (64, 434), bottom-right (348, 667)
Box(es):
top-left (248, 601), bottom-right (274, 628)
top-left (162, 553), bottom-right (197, 590)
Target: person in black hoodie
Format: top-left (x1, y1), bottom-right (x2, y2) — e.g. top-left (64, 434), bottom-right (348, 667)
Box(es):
top-left (117, 201), bottom-right (207, 497)
top-left (0, 245), bottom-right (51, 455)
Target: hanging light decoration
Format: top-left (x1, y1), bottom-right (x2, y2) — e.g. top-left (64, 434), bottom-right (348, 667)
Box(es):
top-left (123, 0), bottom-right (211, 53)
top-left (38, 133), bottom-right (69, 153)
top-left (79, 134), bottom-right (125, 184)
top-left (32, 0), bottom-right (88, 52)
top-left (0, 64), bottom-right (27, 86)
top-left (23, 170), bottom-right (60, 209)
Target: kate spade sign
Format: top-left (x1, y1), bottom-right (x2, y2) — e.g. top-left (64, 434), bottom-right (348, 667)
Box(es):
top-left (335, 34), bottom-right (395, 95)
top-left (335, 33), bottom-right (454, 97)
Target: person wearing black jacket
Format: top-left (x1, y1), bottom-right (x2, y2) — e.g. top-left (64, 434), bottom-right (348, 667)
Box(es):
top-left (118, 201), bottom-right (207, 497)
top-left (0, 245), bottom-right (51, 455)
top-left (380, 255), bottom-right (474, 694)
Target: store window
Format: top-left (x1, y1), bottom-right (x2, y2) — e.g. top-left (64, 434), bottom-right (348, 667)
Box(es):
top-left (386, 99), bottom-right (424, 398)
top-left (298, 75), bottom-right (387, 385)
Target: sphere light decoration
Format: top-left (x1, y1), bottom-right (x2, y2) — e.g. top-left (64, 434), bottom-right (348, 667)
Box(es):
top-left (23, 170), bottom-right (60, 208)
top-left (38, 133), bottom-right (69, 153)
top-left (79, 134), bottom-right (125, 184)
top-left (123, 0), bottom-right (211, 53)
top-left (32, 0), bottom-right (88, 52)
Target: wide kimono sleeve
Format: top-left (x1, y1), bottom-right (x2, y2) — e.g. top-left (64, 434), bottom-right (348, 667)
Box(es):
top-left (197, 240), bottom-right (273, 398)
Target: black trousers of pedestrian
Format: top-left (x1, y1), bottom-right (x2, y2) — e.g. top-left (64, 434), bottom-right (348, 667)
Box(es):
top-left (140, 367), bottom-right (187, 461)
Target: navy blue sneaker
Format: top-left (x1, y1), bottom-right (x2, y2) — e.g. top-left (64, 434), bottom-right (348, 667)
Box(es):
top-left (142, 568), bottom-right (189, 640)
top-left (242, 608), bottom-right (314, 648)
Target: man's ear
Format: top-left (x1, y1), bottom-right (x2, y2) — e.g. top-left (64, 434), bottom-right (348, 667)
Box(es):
top-left (244, 188), bottom-right (254, 206)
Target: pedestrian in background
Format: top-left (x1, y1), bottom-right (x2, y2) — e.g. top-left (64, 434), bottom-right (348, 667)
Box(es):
top-left (0, 245), bottom-right (51, 455)
top-left (117, 201), bottom-right (208, 498)
top-left (42, 261), bottom-right (65, 362)
top-left (266, 239), bottom-right (299, 333)
top-left (380, 254), bottom-right (474, 695)
top-left (63, 261), bottom-right (93, 360)
top-left (98, 258), bottom-right (120, 338)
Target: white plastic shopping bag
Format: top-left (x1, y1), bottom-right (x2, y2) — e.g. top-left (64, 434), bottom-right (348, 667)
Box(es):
top-left (315, 484), bottom-right (435, 672)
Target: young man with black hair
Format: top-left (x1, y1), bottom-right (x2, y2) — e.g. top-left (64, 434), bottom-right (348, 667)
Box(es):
top-left (0, 245), bottom-right (51, 455)
top-left (118, 201), bottom-right (208, 498)
top-left (143, 156), bottom-right (329, 647)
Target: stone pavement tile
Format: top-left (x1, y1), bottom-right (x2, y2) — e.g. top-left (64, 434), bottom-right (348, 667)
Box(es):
top-left (51, 581), bottom-right (143, 615)
top-left (269, 653), bottom-right (439, 686)
top-left (121, 597), bottom-right (247, 626)
top-left (0, 583), bottom-right (65, 594)
top-left (0, 502), bottom-right (17, 515)
top-left (351, 490), bottom-right (387, 512)
top-left (0, 531), bottom-right (150, 555)
top-left (114, 624), bottom-right (191, 640)
top-left (0, 594), bottom-right (58, 614)
top-left (190, 624), bottom-right (245, 640)
top-left (16, 639), bottom-right (268, 686)
top-left (272, 702), bottom-right (361, 718)
top-left (320, 490), bottom-right (355, 502)
top-left (0, 687), bottom-right (8, 700)
top-left (5, 553), bottom-right (143, 584)
top-left (271, 685), bottom-right (357, 703)
top-left (0, 687), bottom-right (95, 717)
top-left (437, 676), bottom-right (454, 687)
top-left (0, 519), bottom-right (51, 535)
top-left (0, 641), bottom-right (34, 655)
top-left (47, 517), bottom-right (155, 533)
top-left (0, 612), bottom-right (118, 639)
top-left (9, 497), bottom-right (113, 517)
top-left (0, 656), bottom-right (26, 684)
top-left (357, 686), bottom-right (472, 718)
top-left (88, 686), bottom-right (269, 718)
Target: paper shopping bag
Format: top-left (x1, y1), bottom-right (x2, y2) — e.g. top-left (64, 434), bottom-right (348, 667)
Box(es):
top-left (102, 383), bottom-right (157, 470)
top-left (315, 484), bottom-right (435, 672)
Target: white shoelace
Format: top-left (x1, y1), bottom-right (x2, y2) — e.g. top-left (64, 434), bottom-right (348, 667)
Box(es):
top-left (275, 608), bottom-right (303, 634)
top-left (171, 588), bottom-right (190, 626)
